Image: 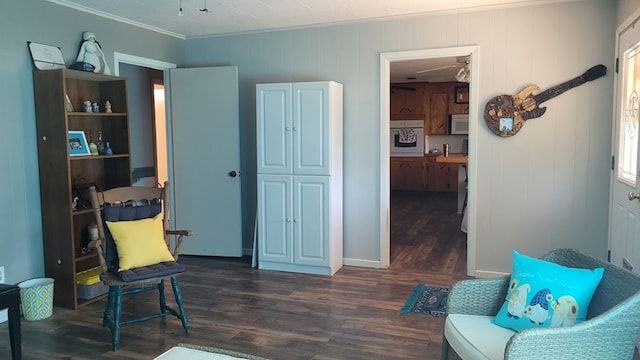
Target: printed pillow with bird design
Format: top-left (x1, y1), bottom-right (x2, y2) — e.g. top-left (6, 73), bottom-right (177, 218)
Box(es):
top-left (492, 250), bottom-right (604, 332)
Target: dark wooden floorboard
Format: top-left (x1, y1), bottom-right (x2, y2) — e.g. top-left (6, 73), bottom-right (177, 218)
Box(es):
top-left (0, 191), bottom-right (467, 359)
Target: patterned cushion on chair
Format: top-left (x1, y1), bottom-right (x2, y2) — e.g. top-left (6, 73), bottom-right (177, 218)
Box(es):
top-left (118, 261), bottom-right (186, 282)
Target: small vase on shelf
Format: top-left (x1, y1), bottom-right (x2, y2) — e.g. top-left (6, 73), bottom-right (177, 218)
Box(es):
top-left (97, 130), bottom-right (105, 155)
top-left (104, 141), bottom-right (113, 155)
top-left (88, 130), bottom-right (98, 155)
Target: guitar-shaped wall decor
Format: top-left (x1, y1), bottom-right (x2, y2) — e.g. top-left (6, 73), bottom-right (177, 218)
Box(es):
top-left (484, 64), bottom-right (607, 137)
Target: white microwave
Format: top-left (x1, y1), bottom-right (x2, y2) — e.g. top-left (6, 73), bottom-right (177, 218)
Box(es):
top-left (450, 114), bottom-right (469, 135)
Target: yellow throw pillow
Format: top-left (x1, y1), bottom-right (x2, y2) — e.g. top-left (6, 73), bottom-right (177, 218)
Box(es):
top-left (106, 214), bottom-right (175, 271)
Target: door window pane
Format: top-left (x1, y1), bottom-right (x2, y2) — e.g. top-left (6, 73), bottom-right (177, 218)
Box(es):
top-left (619, 44), bottom-right (640, 186)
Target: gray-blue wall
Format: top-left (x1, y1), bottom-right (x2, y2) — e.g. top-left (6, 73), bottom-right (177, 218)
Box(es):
top-left (1, 0), bottom-right (638, 284)
top-left (185, 0), bottom-right (621, 276)
top-left (0, 0), bottom-right (183, 284)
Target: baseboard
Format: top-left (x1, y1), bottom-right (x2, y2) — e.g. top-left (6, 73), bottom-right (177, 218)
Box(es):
top-left (247, 252), bottom-right (503, 276)
top-left (343, 257), bottom-right (385, 268)
top-left (244, 252), bottom-right (386, 269)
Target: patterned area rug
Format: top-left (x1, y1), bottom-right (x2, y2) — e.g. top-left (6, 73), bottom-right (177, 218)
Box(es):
top-left (400, 284), bottom-right (449, 317)
top-left (154, 344), bottom-right (270, 360)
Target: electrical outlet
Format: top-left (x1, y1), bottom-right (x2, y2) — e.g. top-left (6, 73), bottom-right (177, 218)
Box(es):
top-left (0, 266), bottom-right (4, 284)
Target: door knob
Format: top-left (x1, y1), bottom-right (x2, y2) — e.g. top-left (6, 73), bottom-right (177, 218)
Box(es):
top-left (629, 191), bottom-right (640, 201)
top-left (228, 171), bottom-right (238, 178)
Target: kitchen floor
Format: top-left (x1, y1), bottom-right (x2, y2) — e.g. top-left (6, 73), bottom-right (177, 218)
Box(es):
top-left (390, 190), bottom-right (468, 277)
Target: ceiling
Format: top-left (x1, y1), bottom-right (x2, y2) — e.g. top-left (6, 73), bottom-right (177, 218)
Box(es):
top-left (46, 0), bottom-right (575, 82)
top-left (390, 56), bottom-right (469, 83)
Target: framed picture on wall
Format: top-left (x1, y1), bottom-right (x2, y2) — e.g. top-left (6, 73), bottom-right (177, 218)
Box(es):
top-left (454, 85), bottom-right (469, 104)
top-left (499, 117), bottom-right (514, 132)
top-left (28, 41), bottom-right (65, 70)
top-left (68, 130), bottom-right (91, 156)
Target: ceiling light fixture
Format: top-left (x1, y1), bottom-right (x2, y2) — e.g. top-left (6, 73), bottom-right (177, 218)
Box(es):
top-left (456, 60), bottom-right (471, 82)
top-left (200, 0), bottom-right (210, 13)
top-left (178, 0), bottom-right (184, 16)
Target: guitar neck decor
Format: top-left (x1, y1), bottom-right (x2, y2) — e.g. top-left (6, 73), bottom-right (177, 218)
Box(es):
top-left (484, 64), bottom-right (607, 137)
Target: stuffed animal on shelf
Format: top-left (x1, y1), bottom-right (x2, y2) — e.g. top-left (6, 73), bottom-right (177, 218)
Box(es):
top-left (75, 31), bottom-right (111, 74)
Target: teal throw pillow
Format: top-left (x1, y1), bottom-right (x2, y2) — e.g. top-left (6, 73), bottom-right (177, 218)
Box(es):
top-left (492, 250), bottom-right (604, 332)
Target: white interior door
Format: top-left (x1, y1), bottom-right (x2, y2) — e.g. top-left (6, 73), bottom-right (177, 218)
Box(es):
top-left (170, 66), bottom-right (242, 256)
top-left (609, 17), bottom-right (640, 273)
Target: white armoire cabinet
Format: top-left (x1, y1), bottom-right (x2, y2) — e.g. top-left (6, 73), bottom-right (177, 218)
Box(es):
top-left (256, 81), bottom-right (343, 275)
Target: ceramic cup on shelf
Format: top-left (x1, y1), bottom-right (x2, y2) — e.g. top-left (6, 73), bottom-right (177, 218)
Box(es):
top-left (88, 224), bottom-right (99, 240)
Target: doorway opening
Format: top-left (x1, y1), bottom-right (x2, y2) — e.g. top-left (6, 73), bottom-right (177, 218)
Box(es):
top-left (113, 52), bottom-right (176, 212)
top-left (152, 80), bottom-right (168, 187)
top-left (379, 46), bottom-right (478, 277)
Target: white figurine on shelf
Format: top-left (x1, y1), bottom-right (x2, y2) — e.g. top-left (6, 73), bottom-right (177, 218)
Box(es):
top-left (76, 31), bottom-right (111, 74)
top-left (105, 101), bottom-right (112, 113)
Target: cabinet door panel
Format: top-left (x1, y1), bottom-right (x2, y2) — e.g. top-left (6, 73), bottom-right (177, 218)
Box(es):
top-left (257, 84), bottom-right (293, 174)
top-left (258, 175), bottom-right (293, 263)
top-left (429, 163), bottom-right (450, 192)
top-left (390, 158), bottom-right (425, 191)
top-left (294, 83), bottom-right (330, 175)
top-left (294, 176), bottom-right (330, 266)
top-left (429, 93), bottom-right (449, 135)
top-left (390, 82), bottom-right (426, 120)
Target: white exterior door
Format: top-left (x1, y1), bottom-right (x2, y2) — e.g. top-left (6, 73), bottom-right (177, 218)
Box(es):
top-left (609, 18), bottom-right (640, 273)
top-left (170, 66), bottom-right (242, 256)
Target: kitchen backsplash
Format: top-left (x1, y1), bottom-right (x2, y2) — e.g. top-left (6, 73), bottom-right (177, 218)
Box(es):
top-left (426, 135), bottom-right (468, 154)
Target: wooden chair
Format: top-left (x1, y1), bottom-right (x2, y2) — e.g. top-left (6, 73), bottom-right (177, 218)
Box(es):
top-left (88, 181), bottom-right (192, 351)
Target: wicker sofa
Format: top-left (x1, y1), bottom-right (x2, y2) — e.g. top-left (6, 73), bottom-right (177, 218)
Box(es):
top-left (441, 248), bottom-right (640, 360)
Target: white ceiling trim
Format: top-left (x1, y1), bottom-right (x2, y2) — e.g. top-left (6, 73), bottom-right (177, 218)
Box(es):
top-left (47, 0), bottom-right (186, 39)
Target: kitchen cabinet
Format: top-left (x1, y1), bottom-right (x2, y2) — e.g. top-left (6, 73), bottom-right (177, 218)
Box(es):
top-left (426, 155), bottom-right (458, 192)
top-left (390, 157), bottom-right (425, 191)
top-left (33, 69), bottom-right (131, 309)
top-left (390, 82), bottom-right (426, 120)
top-left (391, 155), bottom-right (457, 192)
top-left (424, 82), bottom-right (469, 135)
top-left (258, 175), bottom-right (338, 273)
top-left (435, 155), bottom-right (469, 213)
top-left (256, 81), bottom-right (343, 275)
top-left (429, 92), bottom-right (449, 135)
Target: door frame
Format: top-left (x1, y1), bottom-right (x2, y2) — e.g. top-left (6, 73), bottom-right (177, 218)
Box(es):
top-left (379, 46), bottom-right (479, 276)
top-left (113, 52), bottom-right (177, 221)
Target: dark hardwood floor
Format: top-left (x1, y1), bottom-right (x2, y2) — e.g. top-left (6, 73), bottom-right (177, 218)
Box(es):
top-left (390, 191), bottom-right (467, 275)
top-left (0, 191), bottom-right (467, 360)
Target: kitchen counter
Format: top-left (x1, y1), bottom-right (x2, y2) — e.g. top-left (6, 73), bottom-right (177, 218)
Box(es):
top-left (436, 153), bottom-right (468, 164)
top-left (435, 154), bottom-right (468, 216)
